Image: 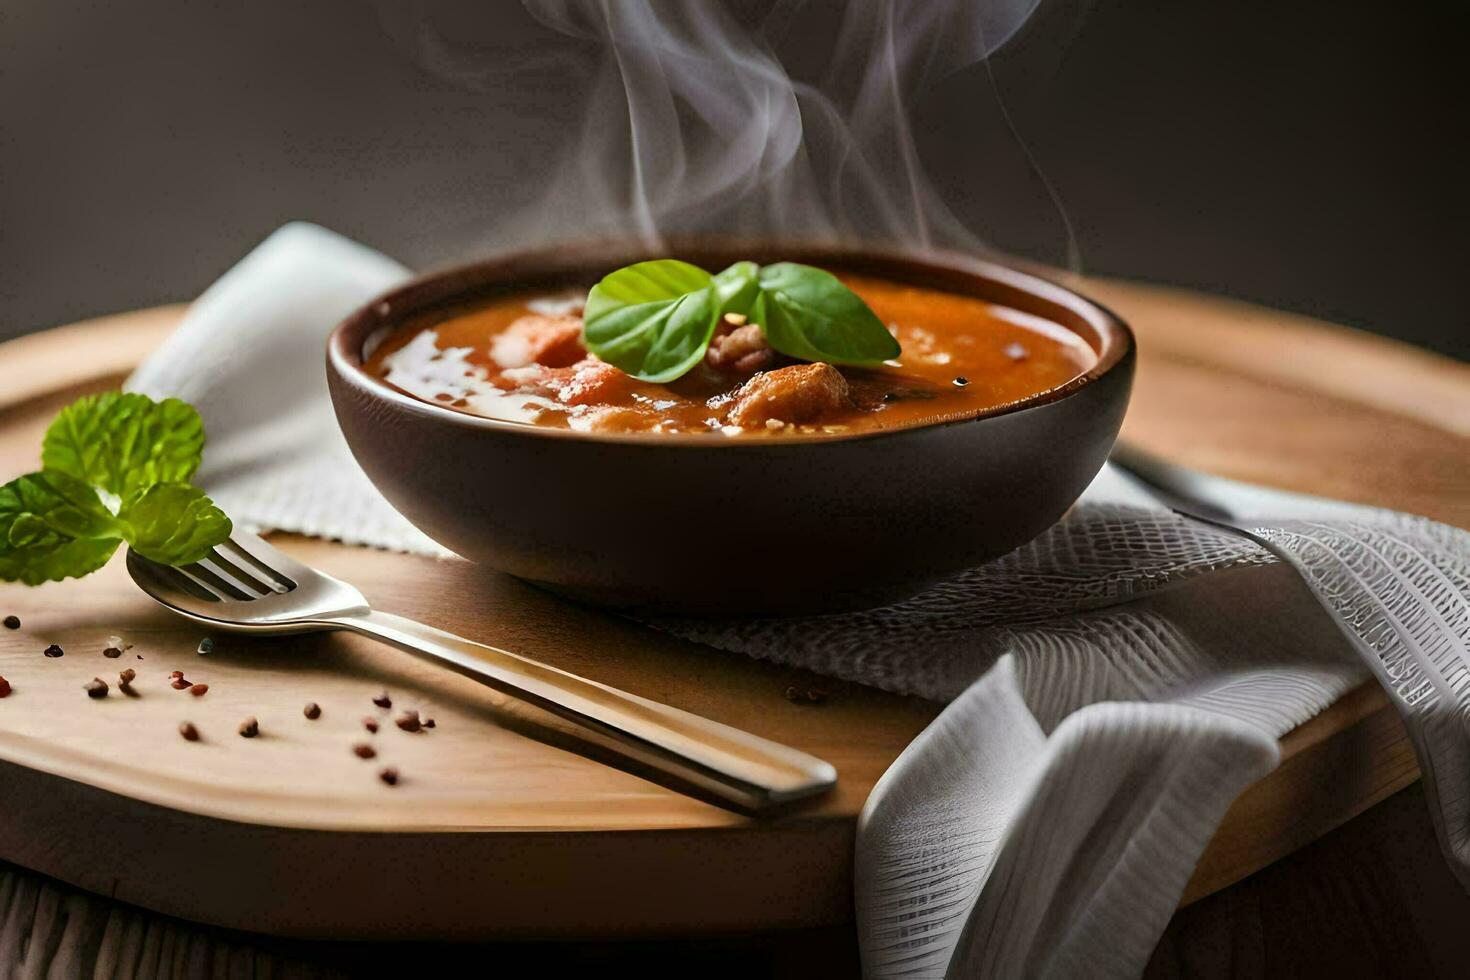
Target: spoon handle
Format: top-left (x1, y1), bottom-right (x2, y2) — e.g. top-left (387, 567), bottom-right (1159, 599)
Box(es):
top-left (338, 609), bottom-right (837, 811)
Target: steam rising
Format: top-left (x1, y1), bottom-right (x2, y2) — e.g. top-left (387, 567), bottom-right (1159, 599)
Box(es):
top-left (376, 0), bottom-right (1071, 265)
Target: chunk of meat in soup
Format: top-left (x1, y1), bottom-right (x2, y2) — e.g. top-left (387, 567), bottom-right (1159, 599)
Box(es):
top-left (726, 363), bottom-right (854, 427)
top-left (502, 357), bottom-right (637, 405)
top-left (706, 319), bottom-right (776, 374)
top-left (491, 314), bottom-right (586, 369)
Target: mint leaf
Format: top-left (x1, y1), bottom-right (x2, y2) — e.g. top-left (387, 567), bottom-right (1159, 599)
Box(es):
top-left (0, 471), bottom-right (125, 584)
top-left (2, 392), bottom-right (232, 585)
top-left (119, 483), bottom-right (232, 565)
top-left (753, 263), bottom-right (901, 366)
top-left (42, 392), bottom-right (205, 496)
top-left (0, 469), bottom-right (232, 583)
top-left (582, 260), bottom-right (723, 383)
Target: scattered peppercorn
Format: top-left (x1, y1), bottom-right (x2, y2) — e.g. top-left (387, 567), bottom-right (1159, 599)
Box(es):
top-left (188, 683), bottom-right (209, 697)
top-left (197, 638), bottom-right (214, 655)
top-left (238, 717), bottom-right (259, 738)
top-left (103, 646), bottom-right (123, 659)
top-left (171, 678), bottom-right (191, 690)
top-left (372, 692), bottom-right (392, 709)
top-left (0, 677), bottom-right (11, 698)
top-left (784, 684), bottom-right (830, 705)
top-left (952, 376), bottom-right (970, 388)
top-left (119, 668), bottom-right (137, 684)
top-left (363, 717), bottom-right (379, 734)
top-left (179, 721), bottom-right (200, 742)
top-left (378, 767), bottom-right (399, 786)
top-left (43, 644), bottom-right (63, 658)
top-left (303, 702), bottom-right (322, 720)
top-left (85, 678), bottom-right (109, 699)
top-left (422, 718), bottom-right (436, 729)
top-left (4, 615), bottom-right (20, 630)
top-left (352, 743), bottom-right (376, 759)
top-left (395, 710), bottom-right (422, 733)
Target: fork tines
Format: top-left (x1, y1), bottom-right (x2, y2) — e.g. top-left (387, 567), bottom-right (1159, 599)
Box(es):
top-left (175, 536), bottom-right (297, 602)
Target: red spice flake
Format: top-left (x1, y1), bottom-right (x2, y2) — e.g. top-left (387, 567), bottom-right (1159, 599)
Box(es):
top-left (171, 678), bottom-right (191, 690)
top-left (303, 702), bottom-right (322, 720)
top-left (179, 721), bottom-right (199, 742)
top-left (43, 644), bottom-right (64, 658)
top-left (120, 668), bottom-right (137, 683)
top-left (2, 615), bottom-right (19, 630)
top-left (394, 710), bottom-right (422, 733)
top-left (378, 767), bottom-right (399, 786)
top-left (188, 683), bottom-right (209, 697)
top-left (84, 677), bottom-right (109, 699)
top-left (362, 717), bottom-right (379, 734)
top-left (352, 743), bottom-right (376, 759)
top-left (238, 717), bottom-right (259, 738)
top-left (0, 676), bottom-right (11, 698)
top-left (169, 670), bottom-right (184, 679)
top-left (372, 691), bottom-right (392, 709)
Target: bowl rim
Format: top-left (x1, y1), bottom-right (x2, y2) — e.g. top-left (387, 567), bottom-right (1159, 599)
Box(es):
top-left (327, 239), bottom-right (1135, 448)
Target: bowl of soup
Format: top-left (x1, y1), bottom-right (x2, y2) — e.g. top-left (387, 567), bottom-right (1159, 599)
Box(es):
top-left (326, 241), bottom-right (1133, 614)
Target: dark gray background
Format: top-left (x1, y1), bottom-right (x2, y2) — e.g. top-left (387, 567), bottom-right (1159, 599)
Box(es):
top-left (2, 0), bottom-right (1465, 358)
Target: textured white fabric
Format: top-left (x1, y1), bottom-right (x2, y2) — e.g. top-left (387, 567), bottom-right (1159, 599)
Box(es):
top-left (125, 223), bottom-right (438, 554)
top-left (125, 226), bottom-right (1469, 979)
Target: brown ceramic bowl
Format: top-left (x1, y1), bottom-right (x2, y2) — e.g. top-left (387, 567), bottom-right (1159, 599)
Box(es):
top-left (327, 241), bottom-right (1134, 615)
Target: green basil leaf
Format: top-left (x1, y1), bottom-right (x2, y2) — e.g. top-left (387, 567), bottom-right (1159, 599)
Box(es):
top-left (119, 483), bottom-right (233, 566)
top-left (712, 261), bottom-right (760, 316)
top-left (753, 262), bottom-right (901, 365)
top-left (0, 470), bottom-right (125, 584)
top-left (42, 392), bottom-right (206, 497)
top-left (583, 260), bottom-right (723, 383)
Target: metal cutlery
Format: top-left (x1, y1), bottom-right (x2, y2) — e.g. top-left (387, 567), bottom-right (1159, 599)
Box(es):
top-left (125, 527), bottom-right (837, 812)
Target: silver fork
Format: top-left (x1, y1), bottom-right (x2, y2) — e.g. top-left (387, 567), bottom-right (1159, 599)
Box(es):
top-left (125, 528), bottom-right (836, 811)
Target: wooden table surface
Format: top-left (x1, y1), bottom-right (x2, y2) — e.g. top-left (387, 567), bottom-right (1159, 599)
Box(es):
top-left (0, 279), bottom-right (1467, 973)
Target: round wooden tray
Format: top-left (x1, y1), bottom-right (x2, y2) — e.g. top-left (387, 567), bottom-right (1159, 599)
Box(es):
top-left (0, 283), bottom-right (1465, 940)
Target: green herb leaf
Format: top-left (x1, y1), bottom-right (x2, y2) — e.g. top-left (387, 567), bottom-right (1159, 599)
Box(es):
top-left (712, 261), bottom-right (760, 315)
top-left (2, 391), bottom-right (232, 584)
top-left (42, 392), bottom-right (205, 497)
top-left (583, 258), bottom-right (901, 382)
top-left (0, 471), bottom-right (125, 584)
top-left (583, 260), bottom-right (723, 383)
top-left (0, 468), bottom-right (232, 584)
top-left (119, 483), bottom-right (232, 565)
top-left (753, 263), bottom-right (901, 366)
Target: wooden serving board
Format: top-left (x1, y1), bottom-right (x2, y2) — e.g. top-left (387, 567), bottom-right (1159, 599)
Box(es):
top-left (0, 284), bottom-right (1466, 941)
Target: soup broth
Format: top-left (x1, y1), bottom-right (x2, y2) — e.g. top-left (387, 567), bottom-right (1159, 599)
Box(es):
top-left (365, 274), bottom-right (1095, 436)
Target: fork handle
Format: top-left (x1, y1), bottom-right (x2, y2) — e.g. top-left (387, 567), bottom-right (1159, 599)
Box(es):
top-left (338, 610), bottom-right (836, 811)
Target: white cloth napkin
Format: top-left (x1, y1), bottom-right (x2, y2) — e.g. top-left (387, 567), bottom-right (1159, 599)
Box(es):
top-left (127, 225), bottom-right (1470, 978)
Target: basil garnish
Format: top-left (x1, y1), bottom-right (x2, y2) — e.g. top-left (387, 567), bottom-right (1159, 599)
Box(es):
top-left (583, 259), bottom-right (899, 383)
top-left (581, 260), bottom-right (723, 384)
top-left (753, 263), bottom-right (901, 366)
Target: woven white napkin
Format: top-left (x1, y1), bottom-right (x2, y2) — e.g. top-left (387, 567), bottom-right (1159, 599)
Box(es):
top-left (127, 225), bottom-right (1470, 979)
